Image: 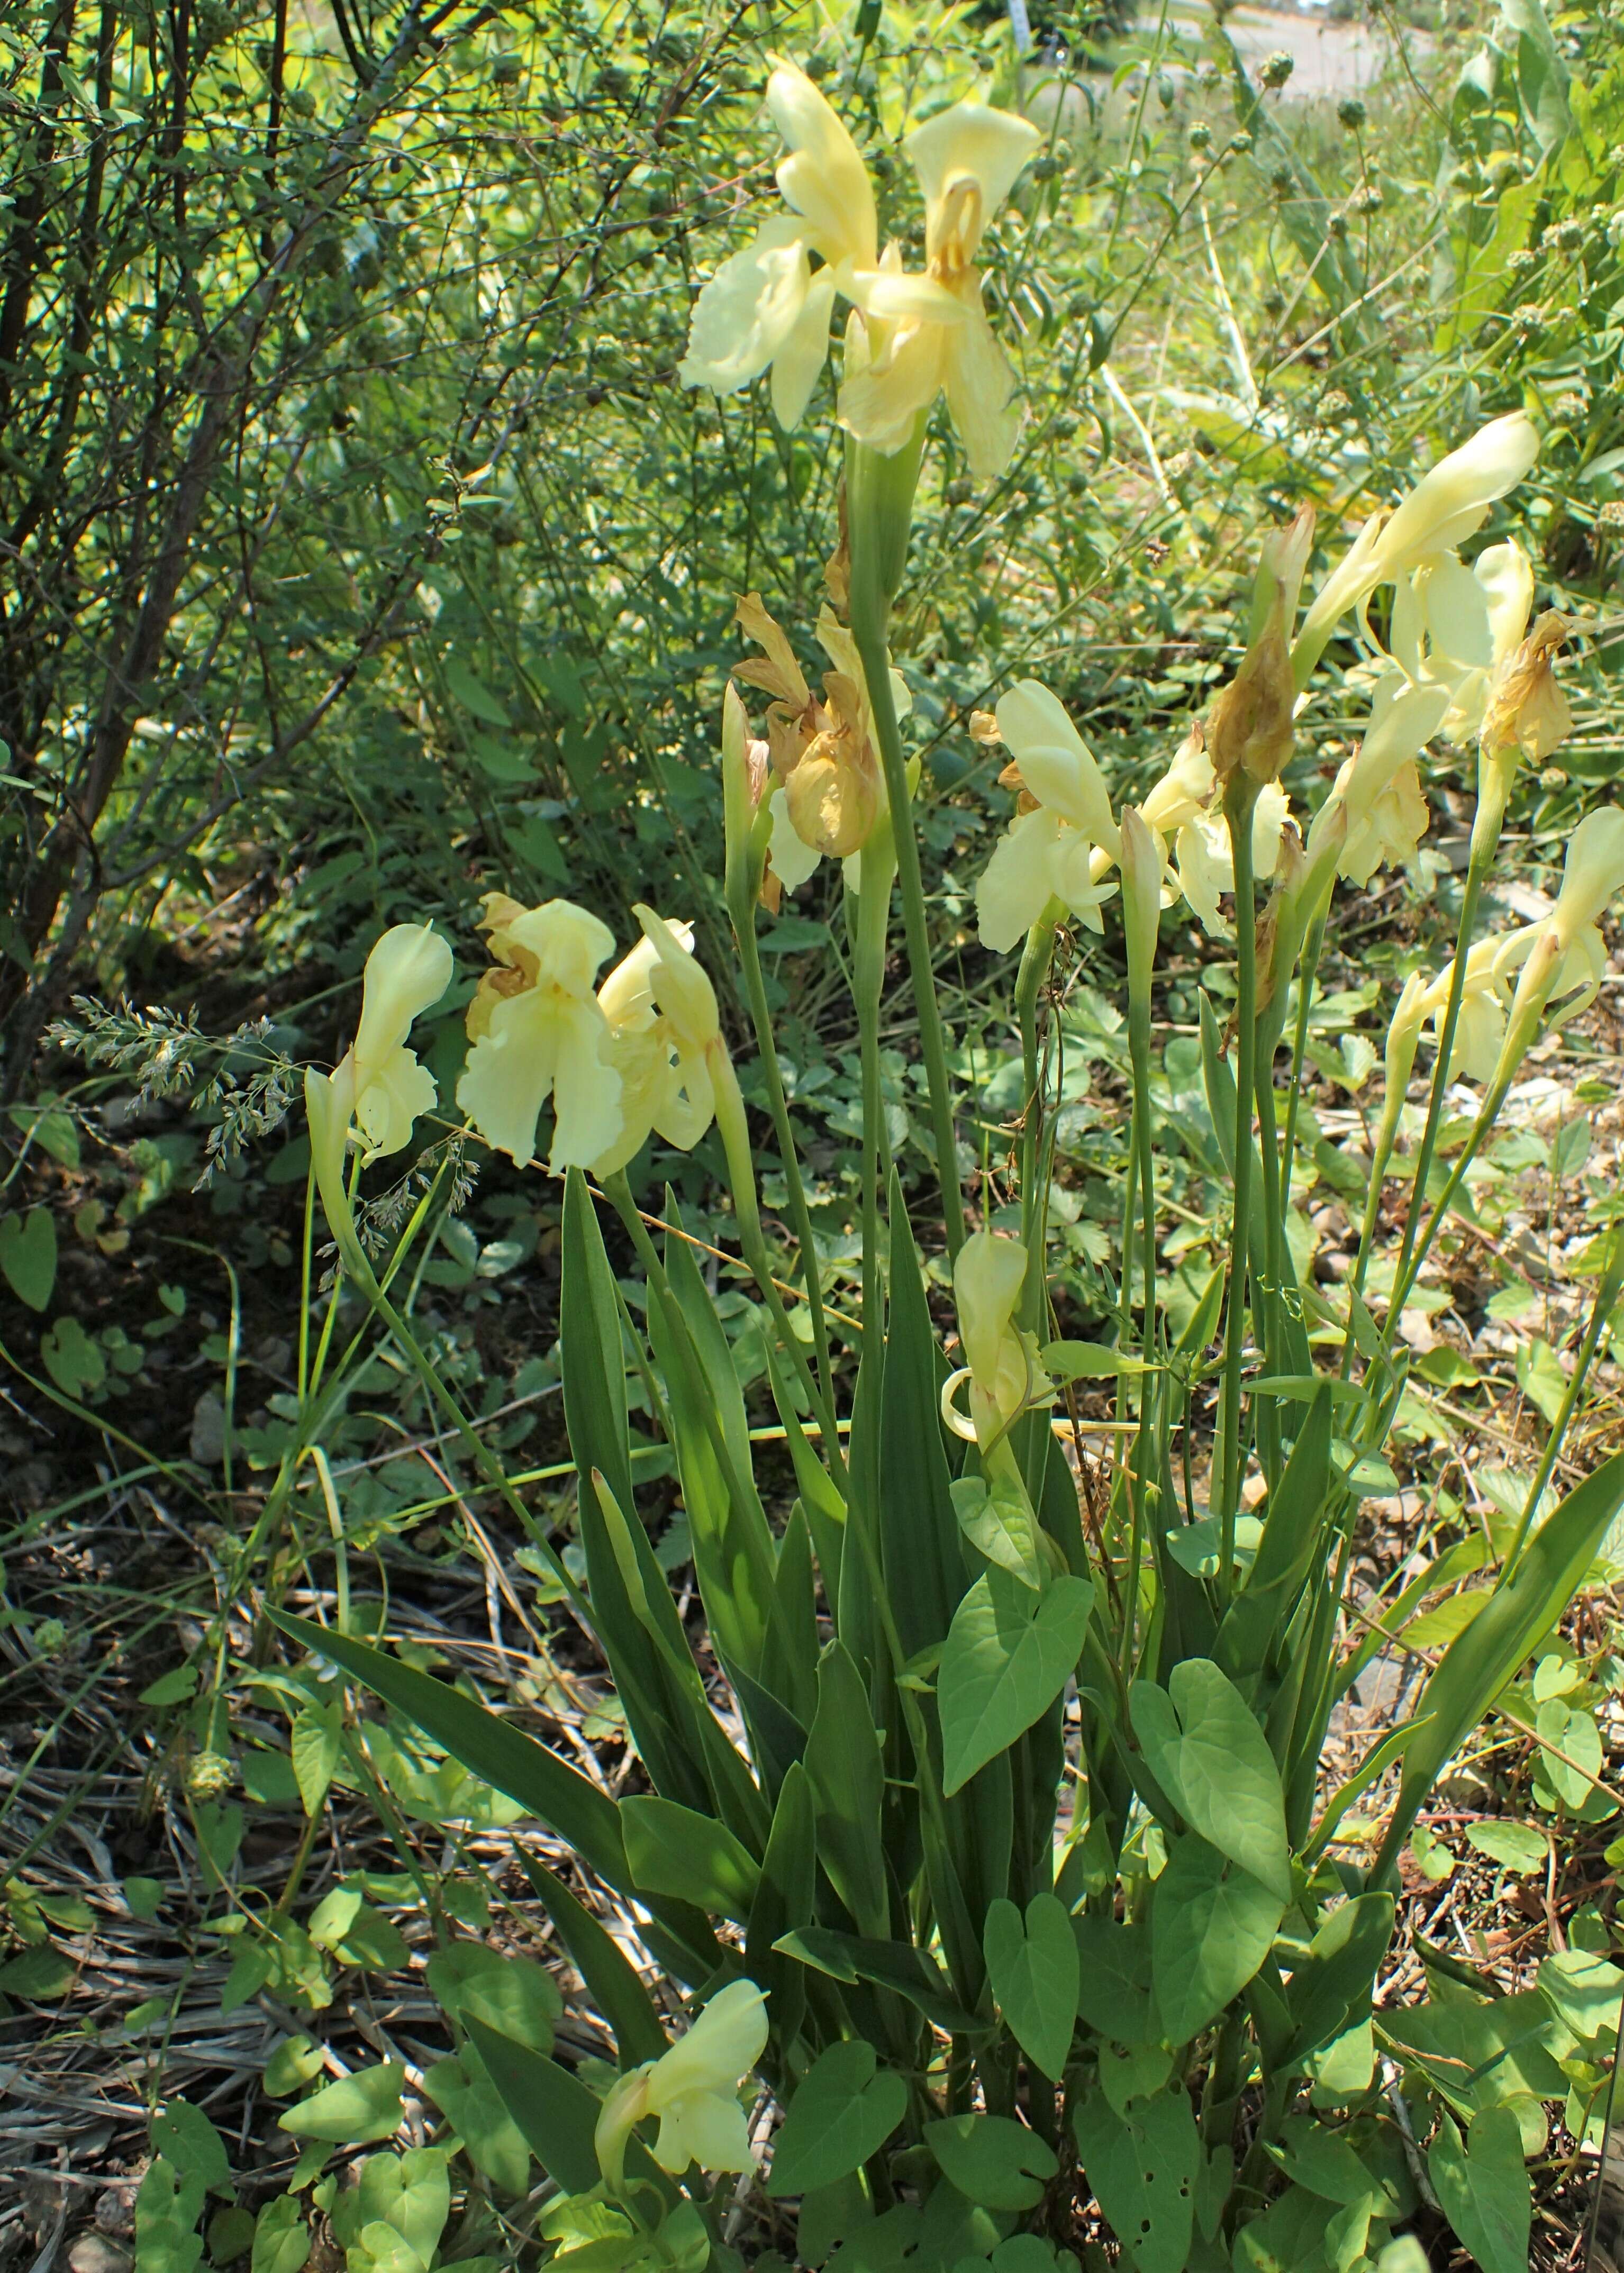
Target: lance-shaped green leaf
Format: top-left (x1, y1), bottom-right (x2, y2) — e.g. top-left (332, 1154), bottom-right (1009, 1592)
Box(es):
top-left (940, 1570), bottom-right (1094, 1798)
top-left (803, 1641), bottom-right (890, 1940)
top-left (1278, 1890), bottom-right (1393, 2071)
top-left (984, 1894), bottom-right (1078, 2082)
top-left (646, 1215), bottom-right (780, 1685)
top-left (1130, 1658), bottom-right (1291, 1902)
top-left (773, 1926), bottom-right (985, 2037)
top-left (621, 1796), bottom-right (760, 1922)
top-left (271, 1614), bottom-right (622, 1883)
top-left (746, 1763), bottom-right (819, 2051)
top-left (1213, 1387), bottom-right (1333, 1685)
top-left (1375, 1449), bottom-right (1624, 1883)
top-left (591, 1471), bottom-right (770, 1849)
top-left (461, 2020), bottom-right (603, 2197)
top-left (560, 1169), bottom-right (637, 1516)
top-left (517, 1851), bottom-right (667, 2069)
top-left (881, 1173), bottom-right (967, 1652)
top-left (270, 1612), bottom-right (719, 1984)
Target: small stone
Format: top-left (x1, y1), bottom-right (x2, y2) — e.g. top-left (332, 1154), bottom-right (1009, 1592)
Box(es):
top-left (94, 2190), bottom-right (138, 2239)
top-left (70, 2238), bottom-right (131, 2273)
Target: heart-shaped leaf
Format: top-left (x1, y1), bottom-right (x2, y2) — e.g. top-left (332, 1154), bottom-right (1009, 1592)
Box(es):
top-left (766, 2040), bottom-right (906, 2198)
top-left (1151, 1834), bottom-right (1283, 2042)
top-left (0, 1208), bottom-right (56, 1312)
top-left (1428, 2106), bottom-right (1530, 2273)
top-left (984, 1893), bottom-right (1079, 2081)
top-left (923, 2113), bottom-right (1057, 2210)
top-left (1130, 1658), bottom-right (1291, 1901)
top-left (940, 1570), bottom-right (1093, 1797)
top-left (279, 2063), bottom-right (405, 2144)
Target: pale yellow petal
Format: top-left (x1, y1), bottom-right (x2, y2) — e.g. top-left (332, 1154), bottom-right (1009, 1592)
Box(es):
top-left (352, 923), bottom-right (453, 1081)
top-left (941, 287), bottom-right (1022, 482)
top-left (680, 219), bottom-right (813, 397)
top-left (767, 58), bottom-right (876, 268)
top-left (976, 808), bottom-right (1061, 952)
top-left (769, 265), bottom-right (837, 429)
top-left (906, 101), bottom-right (1042, 252)
top-left (767, 785), bottom-right (823, 890)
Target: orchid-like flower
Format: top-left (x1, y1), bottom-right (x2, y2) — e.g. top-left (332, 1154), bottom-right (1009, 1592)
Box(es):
top-left (1295, 413), bottom-right (1540, 672)
top-left (679, 61), bottom-right (879, 429)
top-left (975, 680), bottom-right (1120, 950)
top-left (1165, 777), bottom-right (1294, 935)
top-left (1309, 674), bottom-right (1450, 891)
top-left (1416, 937), bottom-right (1516, 1084)
top-left (304, 922), bottom-right (453, 1252)
top-left (594, 1979), bottom-right (768, 2188)
top-left (838, 102), bottom-right (1042, 480)
top-left (1499, 806), bottom-right (1624, 1035)
top-left (1388, 540), bottom-right (1533, 744)
top-left (941, 1230), bottom-right (1050, 1455)
top-left (592, 908), bottom-right (722, 1177)
top-left (457, 896), bottom-right (624, 1171)
top-left (733, 592), bottom-right (910, 894)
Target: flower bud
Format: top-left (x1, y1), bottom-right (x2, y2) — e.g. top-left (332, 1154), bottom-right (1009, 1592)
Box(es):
top-left (1209, 508), bottom-right (1312, 789)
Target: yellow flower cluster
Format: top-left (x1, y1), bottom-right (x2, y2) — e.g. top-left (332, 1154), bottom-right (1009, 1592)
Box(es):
top-left (303, 901), bottom-right (727, 1259)
top-left (680, 59), bottom-right (1041, 479)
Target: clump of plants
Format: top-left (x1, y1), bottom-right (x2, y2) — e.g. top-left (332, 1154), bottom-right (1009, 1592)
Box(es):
top-left (199, 52), bottom-right (1623, 2273)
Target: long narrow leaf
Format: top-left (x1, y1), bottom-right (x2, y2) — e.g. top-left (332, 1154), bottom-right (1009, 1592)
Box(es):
top-left (1374, 1450), bottom-right (1624, 1881)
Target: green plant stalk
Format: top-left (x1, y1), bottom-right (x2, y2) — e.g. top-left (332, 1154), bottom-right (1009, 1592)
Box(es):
top-left (1216, 776), bottom-right (1260, 1593)
top-left (1387, 848), bottom-right (1490, 1299)
top-left (1253, 1067), bottom-right (1286, 1494)
top-left (848, 475), bottom-right (966, 1261)
top-left (1507, 1222), bottom-right (1624, 1569)
top-left (710, 1043), bottom-right (846, 1480)
top-left (1016, 903), bottom-right (1062, 1262)
top-left (852, 829), bottom-right (896, 1334)
top-left (1280, 909), bottom-right (1326, 1210)
top-left (728, 855), bottom-right (839, 1402)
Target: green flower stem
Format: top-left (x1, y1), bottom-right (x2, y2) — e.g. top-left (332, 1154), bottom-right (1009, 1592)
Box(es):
top-left (1253, 1067), bottom-right (1286, 1493)
top-left (852, 830), bottom-right (896, 1334)
top-left (1387, 849), bottom-right (1489, 1301)
top-left (1507, 1220), bottom-right (1624, 1570)
top-left (728, 861), bottom-right (839, 1402)
top-left (1216, 775), bottom-right (1261, 1595)
top-left (849, 585), bottom-right (966, 1262)
top-left (711, 1043), bottom-right (846, 1480)
top-left (1016, 904), bottom-right (1062, 1263)
top-left (1280, 908), bottom-right (1326, 1210)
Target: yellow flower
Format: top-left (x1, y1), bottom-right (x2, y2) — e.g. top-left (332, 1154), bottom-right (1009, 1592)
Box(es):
top-left (1417, 937), bottom-right (1514, 1083)
top-left (1297, 413), bottom-right (1540, 665)
top-left (1389, 540), bottom-right (1533, 744)
top-left (942, 1230), bottom-right (1049, 1453)
top-left (1312, 674), bottom-right (1449, 890)
top-left (592, 908), bottom-right (722, 1177)
top-left (457, 896), bottom-right (623, 1171)
top-left (594, 1979), bottom-right (769, 2188)
top-left (976, 680), bottom-right (1120, 950)
top-left (733, 593), bottom-right (910, 894)
top-left (838, 101), bottom-right (1042, 480)
top-left (679, 60), bottom-right (878, 428)
top-left (303, 922), bottom-right (453, 1250)
top-left (1167, 780), bottom-right (1293, 937)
